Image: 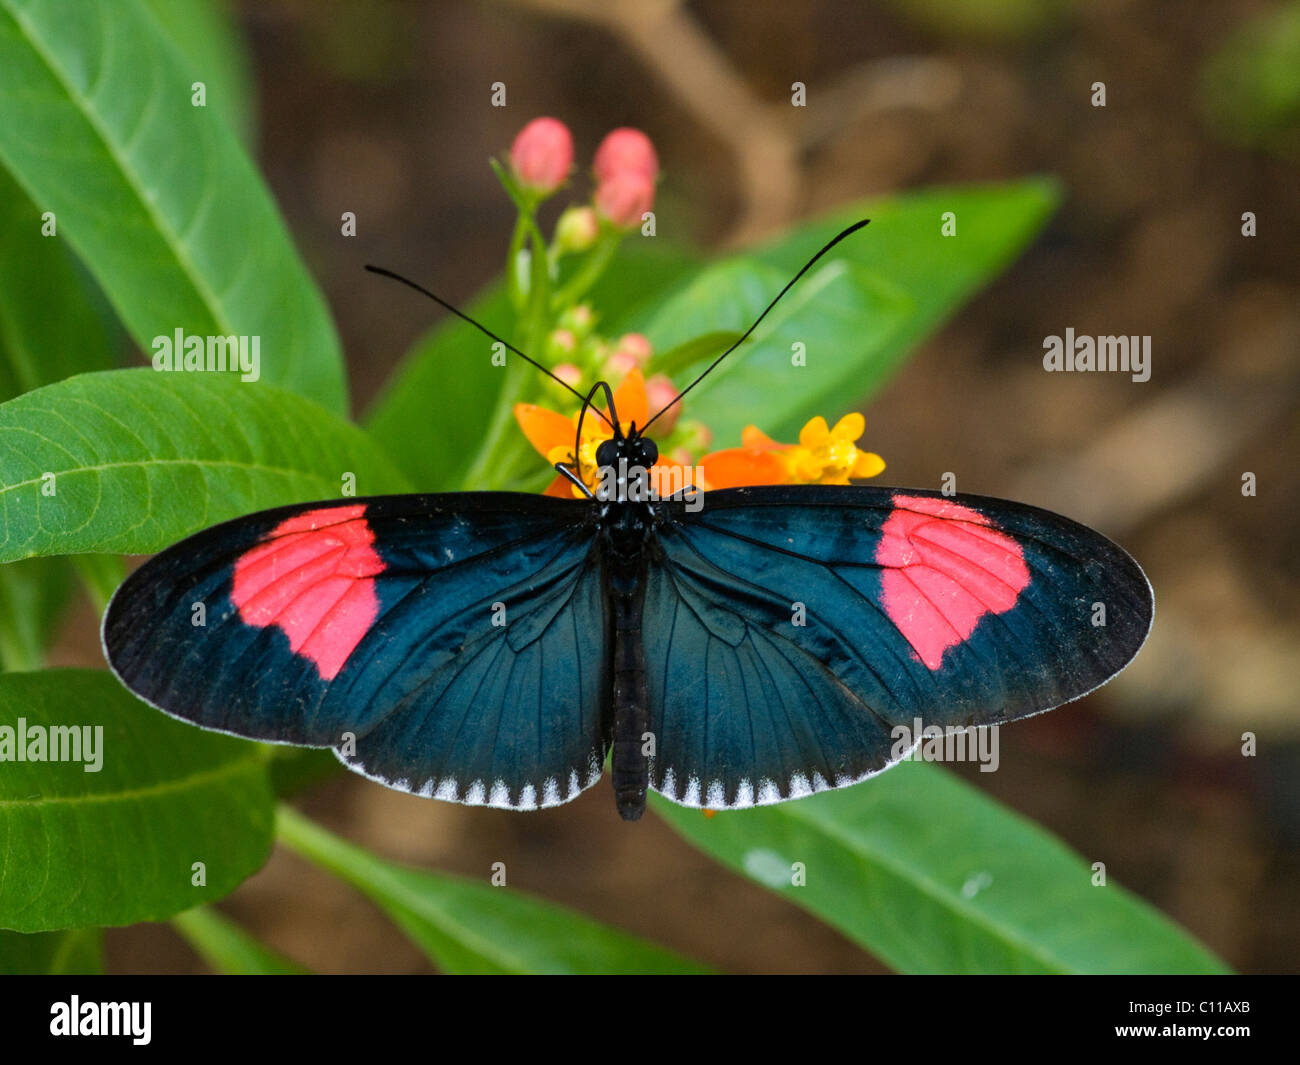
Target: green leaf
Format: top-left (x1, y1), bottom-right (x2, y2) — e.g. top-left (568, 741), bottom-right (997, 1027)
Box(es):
top-left (1200, 3), bottom-right (1300, 156)
top-left (365, 242), bottom-right (700, 490)
top-left (0, 927), bottom-right (102, 972)
top-left (651, 761), bottom-right (1229, 974)
top-left (266, 747), bottom-right (342, 798)
top-left (171, 906), bottom-right (308, 974)
top-left (639, 258), bottom-right (913, 444)
top-left (276, 805), bottom-right (711, 974)
top-left (0, 669), bottom-right (274, 932)
top-left (142, 0), bottom-right (257, 146)
top-left (0, 558), bottom-right (71, 671)
top-left (632, 179), bottom-right (1060, 444)
top-left (0, 164), bottom-right (123, 668)
top-left (651, 329), bottom-right (745, 379)
top-left (0, 166), bottom-right (121, 402)
top-left (0, 369), bottom-right (410, 564)
top-left (0, 0), bottom-right (345, 411)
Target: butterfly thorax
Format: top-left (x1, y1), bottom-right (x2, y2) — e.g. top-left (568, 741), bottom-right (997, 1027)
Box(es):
top-left (594, 430), bottom-right (659, 578)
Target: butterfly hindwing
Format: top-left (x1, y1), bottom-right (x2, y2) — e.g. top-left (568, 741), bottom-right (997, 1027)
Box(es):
top-left (644, 484), bottom-right (1152, 808)
top-left (103, 493), bottom-right (609, 809)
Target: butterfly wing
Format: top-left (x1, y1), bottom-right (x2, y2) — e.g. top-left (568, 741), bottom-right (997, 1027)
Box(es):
top-left (103, 493), bottom-right (610, 810)
top-left (644, 485), bottom-right (1152, 808)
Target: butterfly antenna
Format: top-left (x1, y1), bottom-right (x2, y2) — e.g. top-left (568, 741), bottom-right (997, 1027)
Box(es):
top-left (640, 218), bottom-right (871, 434)
top-left (364, 264), bottom-right (612, 427)
top-left (569, 380), bottom-right (620, 480)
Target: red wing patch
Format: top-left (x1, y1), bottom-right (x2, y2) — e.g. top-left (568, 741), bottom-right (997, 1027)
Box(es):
top-left (876, 495), bottom-right (1031, 670)
top-left (231, 504), bottom-right (385, 680)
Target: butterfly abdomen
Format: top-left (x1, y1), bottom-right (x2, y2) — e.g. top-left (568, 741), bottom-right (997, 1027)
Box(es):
top-left (602, 502), bottom-right (654, 821)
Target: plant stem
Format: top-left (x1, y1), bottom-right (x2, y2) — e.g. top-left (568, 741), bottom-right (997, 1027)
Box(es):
top-left (551, 229), bottom-right (622, 311)
top-left (505, 213), bottom-right (528, 312)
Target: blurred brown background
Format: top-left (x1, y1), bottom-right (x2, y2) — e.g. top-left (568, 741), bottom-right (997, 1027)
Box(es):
top-left (87, 0), bottom-right (1298, 972)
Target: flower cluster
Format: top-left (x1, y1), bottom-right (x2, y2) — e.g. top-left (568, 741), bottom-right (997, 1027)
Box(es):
top-left (496, 117), bottom-right (884, 499)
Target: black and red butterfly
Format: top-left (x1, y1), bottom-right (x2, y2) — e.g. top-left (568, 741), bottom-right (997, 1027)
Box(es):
top-left (103, 221), bottom-right (1153, 821)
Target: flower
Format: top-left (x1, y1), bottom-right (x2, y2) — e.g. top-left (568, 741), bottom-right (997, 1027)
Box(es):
top-left (701, 413), bottom-right (885, 490)
top-left (554, 205), bottom-right (599, 254)
top-left (545, 328), bottom-right (577, 360)
top-left (593, 128), bottom-right (659, 182)
top-left (644, 373), bottom-right (680, 433)
top-left (509, 117), bottom-right (573, 194)
top-left (595, 170), bottom-right (655, 228)
top-left (514, 368), bottom-right (696, 498)
top-left (603, 332), bottom-right (654, 380)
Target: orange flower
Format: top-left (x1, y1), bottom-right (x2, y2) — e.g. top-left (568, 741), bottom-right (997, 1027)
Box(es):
top-left (701, 413), bottom-right (885, 490)
top-left (514, 368), bottom-right (697, 498)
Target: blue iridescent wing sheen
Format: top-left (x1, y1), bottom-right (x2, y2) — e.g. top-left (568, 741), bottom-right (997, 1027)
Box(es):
top-left (644, 484), bottom-right (1153, 808)
top-left (103, 493), bottom-right (610, 810)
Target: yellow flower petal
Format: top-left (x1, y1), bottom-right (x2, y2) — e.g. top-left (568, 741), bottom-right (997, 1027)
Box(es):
top-left (798, 416), bottom-right (829, 449)
top-left (831, 412), bottom-right (865, 442)
top-left (851, 451), bottom-right (886, 479)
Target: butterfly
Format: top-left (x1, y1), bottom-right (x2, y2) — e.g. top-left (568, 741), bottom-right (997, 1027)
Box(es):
top-left (103, 221), bottom-right (1153, 821)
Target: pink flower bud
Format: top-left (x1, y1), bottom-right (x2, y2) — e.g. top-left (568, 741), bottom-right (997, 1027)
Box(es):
top-left (510, 117), bottom-right (573, 194)
top-left (595, 171), bottom-right (655, 228)
top-left (645, 374), bottom-right (680, 433)
top-left (676, 419), bottom-right (712, 453)
top-left (546, 328), bottom-right (577, 359)
top-left (613, 333), bottom-right (653, 368)
top-left (552, 362), bottom-right (582, 388)
top-left (594, 128), bottom-right (659, 182)
top-left (559, 303), bottom-right (596, 337)
top-left (554, 205), bottom-right (599, 253)
top-left (605, 350), bottom-right (641, 380)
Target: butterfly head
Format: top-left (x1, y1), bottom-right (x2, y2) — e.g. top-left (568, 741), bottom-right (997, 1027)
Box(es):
top-left (595, 425), bottom-right (658, 474)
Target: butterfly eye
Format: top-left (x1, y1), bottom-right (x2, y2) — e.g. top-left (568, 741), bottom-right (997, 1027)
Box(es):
top-left (595, 440), bottom-right (619, 468)
top-left (638, 438), bottom-right (658, 466)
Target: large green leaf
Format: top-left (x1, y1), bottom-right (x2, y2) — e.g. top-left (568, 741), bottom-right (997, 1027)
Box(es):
top-left (365, 243), bottom-right (699, 490)
top-left (0, 167), bottom-right (121, 401)
top-left (0, 164), bottom-right (123, 668)
top-left (276, 805), bottom-right (710, 974)
top-left (0, 927), bottom-right (102, 972)
top-left (638, 258), bottom-right (913, 444)
top-left (630, 179), bottom-right (1060, 444)
top-left (142, 0), bottom-right (257, 146)
top-left (0, 370), bottom-right (409, 564)
top-left (652, 760), bottom-right (1229, 974)
top-left (0, 0), bottom-right (345, 411)
top-left (0, 669), bottom-right (274, 932)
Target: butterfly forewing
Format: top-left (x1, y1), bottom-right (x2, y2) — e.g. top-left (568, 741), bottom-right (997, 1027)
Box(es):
top-left (103, 493), bottom-right (610, 809)
top-left (644, 485), bottom-right (1153, 808)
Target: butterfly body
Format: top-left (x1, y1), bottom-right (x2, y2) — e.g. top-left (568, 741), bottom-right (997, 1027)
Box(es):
top-left (596, 430), bottom-right (663, 820)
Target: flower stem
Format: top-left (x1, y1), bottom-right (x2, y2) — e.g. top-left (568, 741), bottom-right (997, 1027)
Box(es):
top-left (551, 228), bottom-right (621, 311)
